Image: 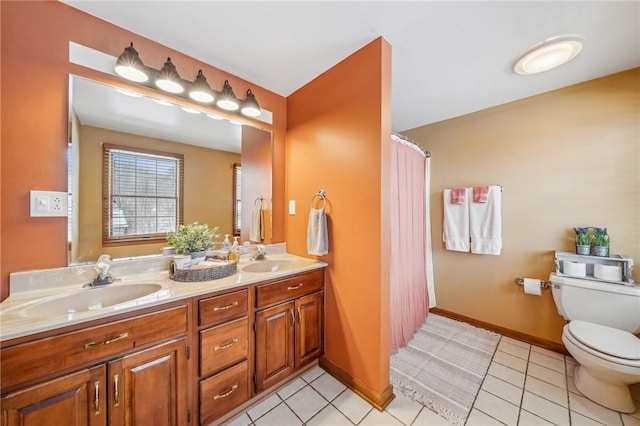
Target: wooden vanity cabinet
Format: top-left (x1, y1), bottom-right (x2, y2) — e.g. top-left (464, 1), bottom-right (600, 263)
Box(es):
top-left (254, 269), bottom-right (324, 393)
top-left (0, 302), bottom-right (189, 426)
top-left (196, 288), bottom-right (250, 425)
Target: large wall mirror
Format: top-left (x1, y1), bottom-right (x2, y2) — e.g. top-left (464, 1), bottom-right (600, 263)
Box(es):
top-left (69, 75), bottom-right (273, 265)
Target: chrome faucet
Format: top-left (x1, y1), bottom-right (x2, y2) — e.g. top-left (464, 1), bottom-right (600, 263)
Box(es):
top-left (253, 245), bottom-right (267, 260)
top-left (86, 254), bottom-right (119, 287)
top-left (240, 244), bottom-right (267, 261)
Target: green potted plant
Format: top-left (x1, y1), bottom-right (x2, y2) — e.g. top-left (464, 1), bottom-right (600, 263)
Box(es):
top-left (573, 227), bottom-right (592, 255)
top-left (166, 222), bottom-right (218, 257)
top-left (592, 227), bottom-right (610, 257)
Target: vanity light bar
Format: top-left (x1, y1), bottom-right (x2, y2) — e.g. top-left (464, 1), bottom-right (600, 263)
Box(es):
top-left (114, 42), bottom-right (262, 118)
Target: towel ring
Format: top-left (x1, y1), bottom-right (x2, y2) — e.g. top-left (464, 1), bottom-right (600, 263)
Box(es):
top-left (254, 196), bottom-right (263, 208)
top-left (310, 190), bottom-right (327, 210)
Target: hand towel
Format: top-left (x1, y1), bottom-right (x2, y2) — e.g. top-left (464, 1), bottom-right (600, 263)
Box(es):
top-left (307, 208), bottom-right (328, 256)
top-left (443, 188), bottom-right (470, 252)
top-left (450, 187), bottom-right (466, 204)
top-left (470, 185), bottom-right (502, 255)
top-left (249, 208), bottom-right (264, 242)
top-left (473, 185), bottom-right (489, 203)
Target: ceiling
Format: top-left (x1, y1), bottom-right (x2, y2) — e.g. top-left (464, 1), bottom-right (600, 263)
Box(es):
top-left (63, 1), bottom-right (640, 133)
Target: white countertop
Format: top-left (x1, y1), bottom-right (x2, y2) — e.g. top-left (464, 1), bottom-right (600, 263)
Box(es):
top-left (0, 254), bottom-right (327, 342)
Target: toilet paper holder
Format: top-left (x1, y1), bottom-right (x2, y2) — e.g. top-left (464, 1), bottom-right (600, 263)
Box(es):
top-left (515, 277), bottom-right (550, 289)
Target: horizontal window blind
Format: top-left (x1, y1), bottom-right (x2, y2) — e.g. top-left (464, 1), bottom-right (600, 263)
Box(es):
top-left (103, 144), bottom-right (184, 245)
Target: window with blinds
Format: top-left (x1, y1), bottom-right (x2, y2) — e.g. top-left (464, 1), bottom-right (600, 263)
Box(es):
top-left (103, 144), bottom-right (184, 245)
top-left (232, 163), bottom-right (241, 236)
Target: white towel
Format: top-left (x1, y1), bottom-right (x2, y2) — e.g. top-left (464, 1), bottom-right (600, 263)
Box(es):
top-left (307, 208), bottom-right (328, 256)
top-left (470, 185), bottom-right (502, 255)
top-left (443, 188), bottom-right (470, 252)
top-left (249, 208), bottom-right (264, 242)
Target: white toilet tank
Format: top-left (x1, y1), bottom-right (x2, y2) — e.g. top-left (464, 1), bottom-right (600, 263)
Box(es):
top-left (550, 273), bottom-right (640, 333)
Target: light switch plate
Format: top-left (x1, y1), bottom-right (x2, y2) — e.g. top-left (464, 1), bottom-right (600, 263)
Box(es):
top-left (30, 190), bottom-right (68, 217)
top-left (289, 200), bottom-right (296, 215)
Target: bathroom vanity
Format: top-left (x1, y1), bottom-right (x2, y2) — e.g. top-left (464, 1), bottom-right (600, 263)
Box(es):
top-left (0, 254), bottom-right (326, 426)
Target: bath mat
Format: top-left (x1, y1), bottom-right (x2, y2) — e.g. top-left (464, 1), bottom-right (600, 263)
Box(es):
top-left (390, 314), bottom-right (500, 425)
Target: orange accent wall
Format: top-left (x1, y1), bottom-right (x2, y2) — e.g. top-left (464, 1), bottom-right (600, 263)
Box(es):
top-left (286, 38), bottom-right (392, 399)
top-left (0, 1), bottom-right (286, 300)
top-left (403, 69), bottom-right (640, 344)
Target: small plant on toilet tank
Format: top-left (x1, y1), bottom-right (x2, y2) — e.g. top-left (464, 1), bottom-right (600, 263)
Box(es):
top-left (573, 227), bottom-right (592, 255)
top-left (592, 227), bottom-right (609, 257)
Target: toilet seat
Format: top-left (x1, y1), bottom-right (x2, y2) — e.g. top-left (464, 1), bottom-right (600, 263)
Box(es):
top-left (565, 321), bottom-right (640, 367)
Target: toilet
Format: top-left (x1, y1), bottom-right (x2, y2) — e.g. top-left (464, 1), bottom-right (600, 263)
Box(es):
top-left (550, 273), bottom-right (640, 413)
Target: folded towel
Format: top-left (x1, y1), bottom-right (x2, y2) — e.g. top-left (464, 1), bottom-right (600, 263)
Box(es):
top-left (307, 208), bottom-right (328, 256)
top-left (450, 187), bottom-right (466, 204)
top-left (249, 208), bottom-right (264, 242)
top-left (473, 185), bottom-right (489, 203)
top-left (443, 188), bottom-right (470, 252)
top-left (470, 185), bottom-right (502, 255)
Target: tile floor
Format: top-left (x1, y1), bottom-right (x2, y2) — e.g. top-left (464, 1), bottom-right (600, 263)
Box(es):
top-left (226, 335), bottom-right (640, 426)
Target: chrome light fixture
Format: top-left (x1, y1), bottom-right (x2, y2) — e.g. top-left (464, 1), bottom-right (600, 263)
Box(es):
top-left (155, 57), bottom-right (184, 94)
top-left (240, 89), bottom-right (261, 117)
top-left (189, 70), bottom-right (215, 103)
top-left (514, 35), bottom-right (584, 75)
top-left (115, 42), bottom-right (148, 83)
top-left (216, 80), bottom-right (240, 111)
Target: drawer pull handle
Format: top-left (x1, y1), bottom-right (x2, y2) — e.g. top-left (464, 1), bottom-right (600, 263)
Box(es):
top-left (84, 332), bottom-right (129, 349)
top-left (94, 381), bottom-right (101, 414)
top-left (287, 283), bottom-right (304, 291)
top-left (113, 374), bottom-right (120, 407)
top-left (214, 338), bottom-right (239, 351)
top-left (213, 384), bottom-right (238, 400)
top-left (213, 301), bottom-right (238, 311)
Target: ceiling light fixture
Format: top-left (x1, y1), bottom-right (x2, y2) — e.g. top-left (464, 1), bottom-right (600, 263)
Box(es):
top-left (189, 70), bottom-right (215, 103)
top-left (155, 57), bottom-right (184, 94)
top-left (240, 89), bottom-right (261, 117)
top-left (114, 42), bottom-right (149, 83)
top-left (514, 35), bottom-right (584, 75)
top-left (216, 80), bottom-right (240, 111)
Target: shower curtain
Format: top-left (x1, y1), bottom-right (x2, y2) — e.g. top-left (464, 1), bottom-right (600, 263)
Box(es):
top-left (390, 134), bottom-right (435, 353)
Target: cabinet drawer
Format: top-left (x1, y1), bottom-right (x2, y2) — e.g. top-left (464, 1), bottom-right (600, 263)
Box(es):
top-left (1, 304), bottom-right (187, 391)
top-left (199, 289), bottom-right (248, 327)
top-left (200, 317), bottom-right (248, 377)
top-left (256, 269), bottom-right (324, 309)
top-left (200, 360), bottom-right (248, 424)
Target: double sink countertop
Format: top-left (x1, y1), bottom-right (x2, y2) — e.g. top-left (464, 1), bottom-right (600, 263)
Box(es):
top-left (1, 252), bottom-right (327, 342)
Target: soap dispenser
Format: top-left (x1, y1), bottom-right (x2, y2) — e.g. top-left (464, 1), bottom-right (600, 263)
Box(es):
top-left (222, 234), bottom-right (232, 250)
top-left (231, 236), bottom-right (239, 250)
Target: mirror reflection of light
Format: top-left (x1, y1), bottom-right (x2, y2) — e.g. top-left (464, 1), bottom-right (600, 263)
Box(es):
top-left (181, 106), bottom-right (201, 114)
top-left (207, 113), bottom-right (224, 120)
top-left (115, 88), bottom-right (143, 98)
top-left (152, 98), bottom-right (174, 106)
top-left (229, 119), bottom-right (243, 125)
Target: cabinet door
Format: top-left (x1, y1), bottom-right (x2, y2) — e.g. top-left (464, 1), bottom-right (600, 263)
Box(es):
top-left (1, 365), bottom-right (106, 426)
top-left (295, 291), bottom-right (324, 368)
top-left (254, 302), bottom-right (294, 392)
top-left (108, 338), bottom-right (187, 426)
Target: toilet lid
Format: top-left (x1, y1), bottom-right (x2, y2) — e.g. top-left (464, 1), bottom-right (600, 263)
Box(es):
top-left (568, 321), bottom-right (640, 360)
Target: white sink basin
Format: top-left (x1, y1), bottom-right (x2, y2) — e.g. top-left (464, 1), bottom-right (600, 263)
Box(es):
top-left (242, 260), bottom-right (306, 273)
top-left (21, 283), bottom-right (163, 317)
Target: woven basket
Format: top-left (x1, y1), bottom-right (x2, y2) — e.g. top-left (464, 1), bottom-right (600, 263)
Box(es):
top-left (169, 260), bottom-right (237, 282)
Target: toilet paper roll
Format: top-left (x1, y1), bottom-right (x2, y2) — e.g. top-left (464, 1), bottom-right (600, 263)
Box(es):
top-left (523, 278), bottom-right (542, 296)
top-left (594, 264), bottom-right (622, 282)
top-left (563, 260), bottom-right (586, 277)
